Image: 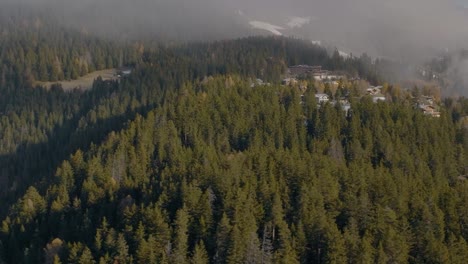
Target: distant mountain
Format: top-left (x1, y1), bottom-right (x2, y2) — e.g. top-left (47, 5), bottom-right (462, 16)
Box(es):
top-left (234, 11), bottom-right (355, 59)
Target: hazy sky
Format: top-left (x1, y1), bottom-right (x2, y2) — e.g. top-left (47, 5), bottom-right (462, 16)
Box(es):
top-left (3, 0), bottom-right (468, 61)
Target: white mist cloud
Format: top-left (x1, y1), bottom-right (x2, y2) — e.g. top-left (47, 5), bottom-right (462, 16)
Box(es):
top-left (1, 0), bottom-right (468, 61)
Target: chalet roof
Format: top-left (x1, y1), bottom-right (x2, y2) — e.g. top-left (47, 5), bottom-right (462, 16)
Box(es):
top-left (315, 93), bottom-right (329, 98)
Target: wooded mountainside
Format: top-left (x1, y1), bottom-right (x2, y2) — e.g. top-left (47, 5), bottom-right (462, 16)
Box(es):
top-left (0, 10), bottom-right (141, 86)
top-left (0, 12), bottom-right (467, 264)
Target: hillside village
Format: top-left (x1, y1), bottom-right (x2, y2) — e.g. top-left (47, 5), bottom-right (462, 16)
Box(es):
top-left (252, 64), bottom-right (442, 118)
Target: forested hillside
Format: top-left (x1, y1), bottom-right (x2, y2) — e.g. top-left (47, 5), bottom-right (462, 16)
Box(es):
top-left (2, 74), bottom-right (467, 263)
top-left (0, 8), bottom-right (141, 86)
top-left (0, 18), bottom-right (467, 263)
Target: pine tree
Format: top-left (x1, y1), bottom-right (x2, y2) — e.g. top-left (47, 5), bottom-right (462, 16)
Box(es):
top-left (213, 213), bottom-right (232, 264)
top-left (358, 232), bottom-right (375, 264)
top-left (115, 233), bottom-right (130, 264)
top-left (78, 247), bottom-right (95, 264)
top-left (171, 207), bottom-right (189, 264)
top-left (191, 241), bottom-right (209, 264)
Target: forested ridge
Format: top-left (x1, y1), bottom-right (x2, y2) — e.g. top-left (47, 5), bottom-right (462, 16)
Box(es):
top-left (0, 8), bottom-right (141, 86)
top-left (0, 17), bottom-right (467, 263)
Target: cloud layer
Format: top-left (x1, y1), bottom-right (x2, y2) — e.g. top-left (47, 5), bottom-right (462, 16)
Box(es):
top-left (2, 0), bottom-right (468, 61)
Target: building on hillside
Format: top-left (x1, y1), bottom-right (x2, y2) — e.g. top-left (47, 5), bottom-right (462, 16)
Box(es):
top-left (288, 65), bottom-right (322, 76)
top-left (366, 86), bottom-right (383, 96)
top-left (341, 102), bottom-right (351, 114)
top-left (288, 64), bottom-right (345, 81)
top-left (336, 99), bottom-right (351, 113)
top-left (116, 67), bottom-right (133, 78)
top-left (326, 98), bottom-right (351, 114)
top-left (312, 71), bottom-right (330, 81)
top-left (372, 93), bottom-right (386, 103)
top-left (421, 95), bottom-right (435, 105)
top-left (250, 78), bottom-right (270, 87)
top-left (282, 78), bottom-right (298, 86)
top-left (338, 98), bottom-right (349, 105)
top-left (418, 104), bottom-right (441, 118)
top-left (312, 72), bottom-right (323, 81)
top-left (460, 116), bottom-right (468, 128)
top-left (299, 84), bottom-right (308, 92)
top-left (414, 95), bottom-right (440, 117)
top-left (288, 65), bottom-right (324, 79)
top-left (315, 93), bottom-right (330, 104)
top-left (324, 80), bottom-right (339, 86)
top-left (325, 73), bottom-right (345, 80)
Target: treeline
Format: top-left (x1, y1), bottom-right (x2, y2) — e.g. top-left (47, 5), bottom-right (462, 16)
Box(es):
top-left (142, 37), bottom-right (383, 84)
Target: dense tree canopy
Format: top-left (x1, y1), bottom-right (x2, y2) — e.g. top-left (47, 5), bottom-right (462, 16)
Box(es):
top-left (0, 14), bottom-right (466, 263)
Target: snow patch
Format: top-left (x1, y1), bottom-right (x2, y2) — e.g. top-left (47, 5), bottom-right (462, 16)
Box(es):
top-left (311, 40), bottom-right (322, 46)
top-left (249, 21), bottom-right (284, 36)
top-left (338, 50), bottom-right (350, 58)
top-left (286, 16), bottom-right (311, 28)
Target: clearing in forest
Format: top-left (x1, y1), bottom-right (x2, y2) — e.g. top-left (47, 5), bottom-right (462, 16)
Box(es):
top-left (35, 69), bottom-right (118, 91)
